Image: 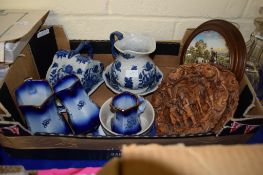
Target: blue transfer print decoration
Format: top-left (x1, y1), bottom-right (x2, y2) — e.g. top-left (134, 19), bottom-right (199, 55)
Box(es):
top-left (46, 41), bottom-right (104, 96)
top-left (64, 65), bottom-right (73, 74)
top-left (52, 62), bottom-right (58, 68)
top-left (42, 118), bottom-right (51, 128)
top-left (93, 65), bottom-right (99, 73)
top-left (131, 65), bottom-right (137, 70)
top-left (49, 69), bottom-right (58, 85)
top-left (55, 50), bottom-right (69, 58)
top-left (76, 55), bottom-right (90, 64)
top-left (81, 64), bottom-right (104, 94)
top-left (77, 100), bottom-right (86, 110)
top-left (105, 71), bottom-right (121, 91)
top-left (124, 77), bottom-right (133, 89)
top-left (145, 62), bottom-right (153, 71)
top-left (138, 62), bottom-right (155, 89)
top-left (77, 68), bottom-right (82, 75)
top-left (114, 61), bottom-right (122, 72)
top-left (120, 53), bottom-right (135, 59)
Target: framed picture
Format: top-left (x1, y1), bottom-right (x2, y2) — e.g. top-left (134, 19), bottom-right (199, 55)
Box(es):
top-left (180, 19), bottom-right (247, 82)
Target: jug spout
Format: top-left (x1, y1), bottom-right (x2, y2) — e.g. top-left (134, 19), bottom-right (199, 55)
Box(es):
top-left (110, 31), bottom-right (156, 59)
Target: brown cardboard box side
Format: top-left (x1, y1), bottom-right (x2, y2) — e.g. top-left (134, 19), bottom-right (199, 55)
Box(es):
top-left (98, 144), bottom-right (263, 175)
top-left (1, 26), bottom-right (263, 152)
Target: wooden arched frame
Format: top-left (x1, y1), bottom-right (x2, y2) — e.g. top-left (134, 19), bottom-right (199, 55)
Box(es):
top-left (180, 19), bottom-right (247, 82)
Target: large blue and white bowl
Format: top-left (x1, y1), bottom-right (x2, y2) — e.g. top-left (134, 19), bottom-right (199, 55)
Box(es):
top-left (103, 63), bottom-right (163, 96)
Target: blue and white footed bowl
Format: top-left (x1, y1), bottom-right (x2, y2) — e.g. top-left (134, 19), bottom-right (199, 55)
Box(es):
top-left (54, 74), bottom-right (100, 134)
top-left (46, 41), bottom-right (104, 96)
top-left (15, 79), bottom-right (71, 134)
top-left (103, 63), bottom-right (163, 96)
top-left (104, 31), bottom-right (163, 95)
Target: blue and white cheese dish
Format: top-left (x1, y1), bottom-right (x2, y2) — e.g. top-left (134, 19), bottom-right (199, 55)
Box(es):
top-left (46, 41), bottom-right (104, 96)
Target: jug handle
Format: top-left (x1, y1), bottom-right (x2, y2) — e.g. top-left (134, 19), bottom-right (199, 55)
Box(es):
top-left (110, 31), bottom-right (123, 59)
top-left (68, 41), bottom-right (93, 58)
top-left (137, 96), bottom-right (146, 114)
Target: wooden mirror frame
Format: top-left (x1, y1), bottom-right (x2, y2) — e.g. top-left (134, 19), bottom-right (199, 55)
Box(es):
top-left (180, 19), bottom-right (247, 82)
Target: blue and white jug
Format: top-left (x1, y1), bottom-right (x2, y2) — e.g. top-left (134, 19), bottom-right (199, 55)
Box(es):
top-left (15, 79), bottom-right (71, 134)
top-left (105, 31), bottom-right (163, 95)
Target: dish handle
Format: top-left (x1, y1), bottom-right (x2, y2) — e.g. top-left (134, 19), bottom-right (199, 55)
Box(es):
top-left (68, 41), bottom-right (93, 59)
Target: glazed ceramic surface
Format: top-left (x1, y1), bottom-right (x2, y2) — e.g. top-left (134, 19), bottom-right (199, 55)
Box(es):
top-left (110, 92), bottom-right (145, 135)
top-left (54, 74), bottom-right (100, 134)
top-left (46, 41), bottom-right (104, 96)
top-left (103, 31), bottom-right (163, 95)
top-left (100, 96), bottom-right (155, 136)
top-left (15, 79), bottom-right (71, 134)
top-left (103, 63), bottom-right (163, 96)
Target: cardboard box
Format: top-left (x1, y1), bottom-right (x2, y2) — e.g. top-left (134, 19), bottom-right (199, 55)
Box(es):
top-left (0, 9), bottom-right (49, 118)
top-left (0, 16), bottom-right (263, 159)
top-left (98, 144), bottom-right (263, 175)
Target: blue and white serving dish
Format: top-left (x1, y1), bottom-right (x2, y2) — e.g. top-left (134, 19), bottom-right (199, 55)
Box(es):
top-left (99, 96), bottom-right (155, 136)
top-left (46, 41), bottom-right (104, 96)
top-left (54, 74), bottom-right (100, 134)
top-left (104, 31), bottom-right (163, 96)
top-left (103, 63), bottom-right (163, 96)
top-left (15, 79), bottom-right (71, 134)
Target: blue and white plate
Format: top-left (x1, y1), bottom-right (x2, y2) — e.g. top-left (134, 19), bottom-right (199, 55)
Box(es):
top-left (103, 63), bottom-right (163, 96)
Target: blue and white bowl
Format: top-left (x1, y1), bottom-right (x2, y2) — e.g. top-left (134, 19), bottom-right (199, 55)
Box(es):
top-left (103, 63), bottom-right (163, 96)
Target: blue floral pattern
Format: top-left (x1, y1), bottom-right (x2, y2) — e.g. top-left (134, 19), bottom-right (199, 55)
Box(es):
top-left (76, 55), bottom-right (90, 64)
top-left (77, 100), bottom-right (86, 110)
top-left (42, 118), bottom-right (51, 128)
top-left (138, 62), bottom-right (155, 88)
top-left (55, 50), bottom-right (69, 58)
top-left (47, 53), bottom-right (104, 95)
top-left (131, 65), bottom-right (137, 70)
top-left (64, 65), bottom-right (73, 74)
top-left (104, 64), bottom-right (163, 95)
top-left (81, 63), bottom-right (104, 93)
top-left (77, 68), bottom-right (82, 74)
top-left (114, 61), bottom-right (122, 72)
top-left (120, 52), bottom-right (135, 59)
top-left (52, 63), bottom-right (58, 68)
top-left (105, 72), bottom-right (120, 91)
top-left (124, 77), bottom-right (133, 89)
